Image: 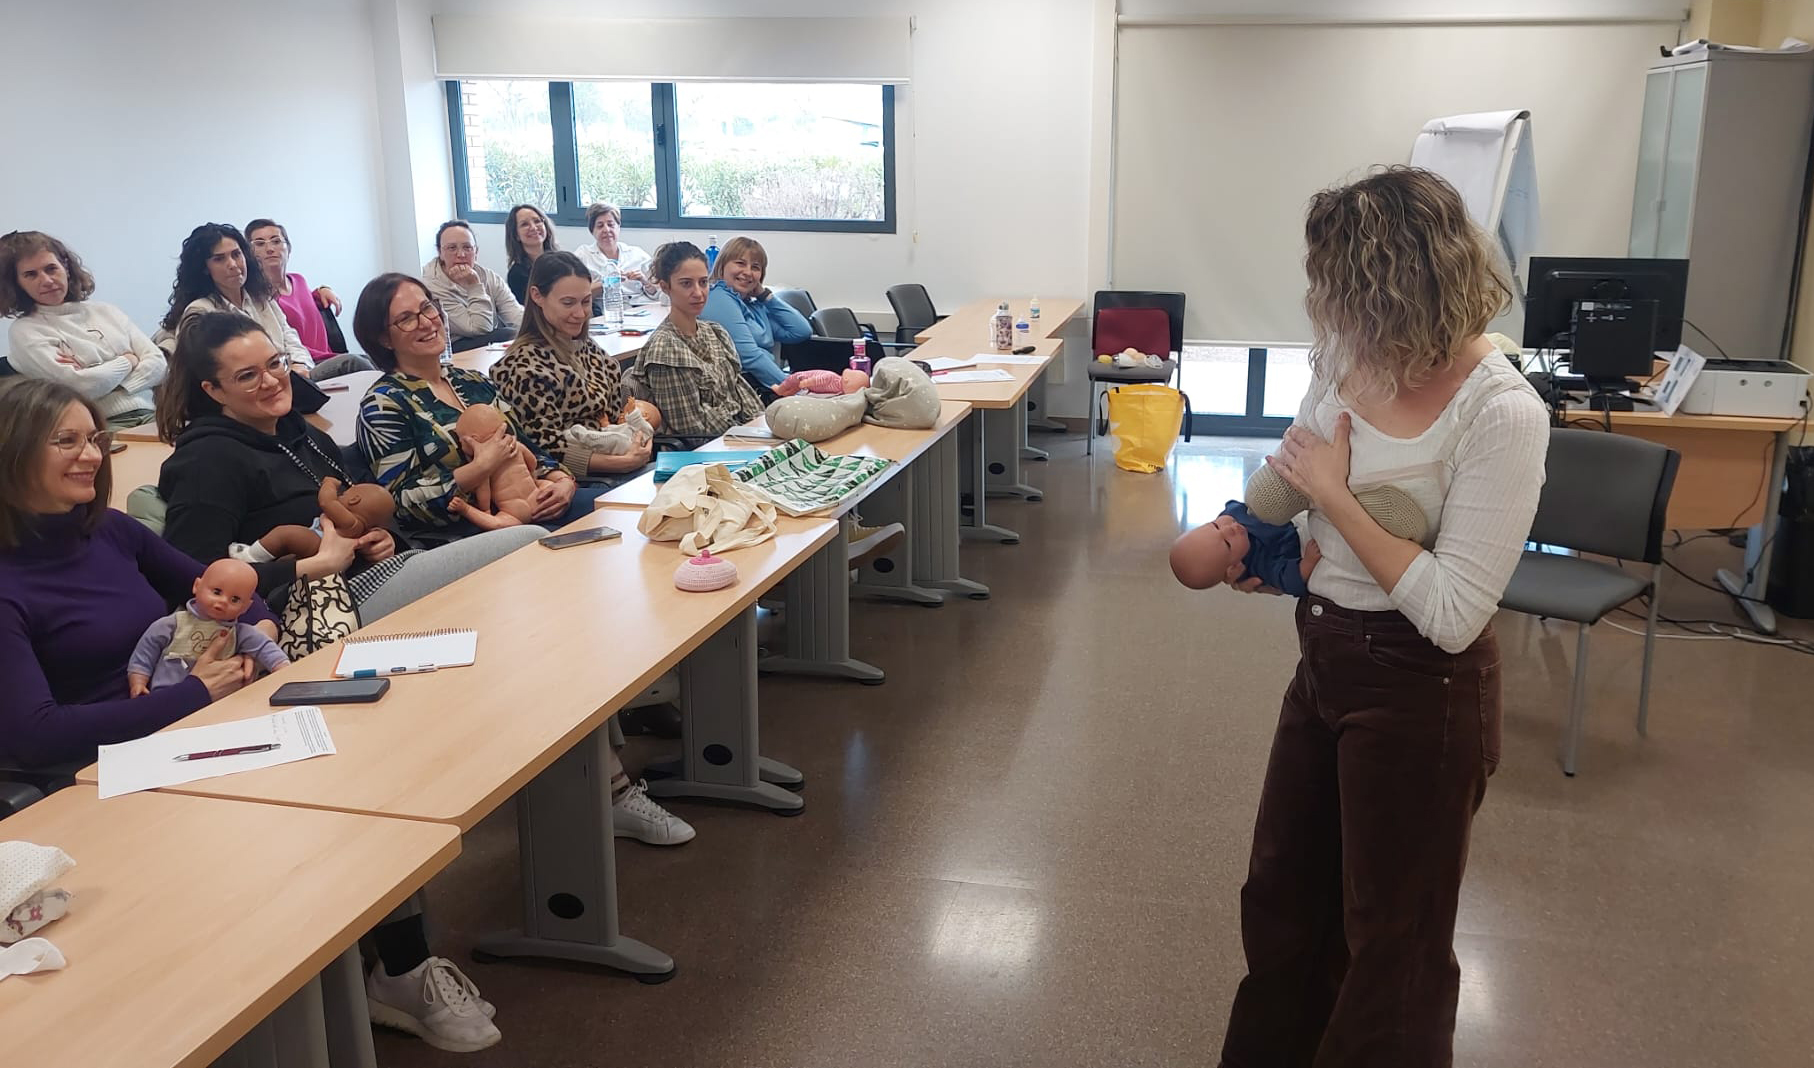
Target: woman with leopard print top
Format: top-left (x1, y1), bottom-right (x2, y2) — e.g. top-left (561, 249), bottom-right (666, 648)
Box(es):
top-left (490, 252), bottom-right (654, 480)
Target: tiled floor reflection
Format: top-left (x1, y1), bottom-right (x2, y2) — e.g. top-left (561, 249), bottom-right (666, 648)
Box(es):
top-left (383, 430), bottom-right (1814, 1068)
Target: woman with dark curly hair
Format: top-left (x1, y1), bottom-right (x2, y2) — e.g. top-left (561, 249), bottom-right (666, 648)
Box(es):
top-left (0, 230), bottom-right (166, 428)
top-left (154, 222), bottom-right (316, 377)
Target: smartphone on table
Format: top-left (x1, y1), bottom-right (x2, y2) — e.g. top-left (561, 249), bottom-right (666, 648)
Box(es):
top-left (539, 526), bottom-right (622, 550)
top-left (270, 678), bottom-right (391, 706)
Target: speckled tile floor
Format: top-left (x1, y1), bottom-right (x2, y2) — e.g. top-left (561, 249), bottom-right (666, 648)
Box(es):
top-left (380, 433), bottom-right (1814, 1068)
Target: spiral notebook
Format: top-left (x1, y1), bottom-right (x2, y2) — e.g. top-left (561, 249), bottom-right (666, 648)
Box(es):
top-left (333, 628), bottom-right (478, 678)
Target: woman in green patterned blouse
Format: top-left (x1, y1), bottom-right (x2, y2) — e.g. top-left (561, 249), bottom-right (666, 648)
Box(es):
top-left (351, 273), bottom-right (608, 539)
top-left (625, 242), bottom-right (763, 446)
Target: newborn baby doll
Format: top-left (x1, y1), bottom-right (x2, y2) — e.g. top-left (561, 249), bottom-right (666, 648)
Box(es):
top-left (564, 403), bottom-right (656, 457)
top-left (1170, 467), bottom-right (1429, 596)
top-left (450, 403), bottom-right (540, 530)
top-left (773, 368), bottom-right (870, 397)
top-left (127, 558), bottom-right (289, 695)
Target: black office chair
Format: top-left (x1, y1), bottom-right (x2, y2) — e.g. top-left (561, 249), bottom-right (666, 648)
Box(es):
top-left (0, 760), bottom-right (84, 818)
top-left (885, 284), bottom-right (944, 346)
top-left (0, 357), bottom-right (15, 377)
top-left (322, 304), bottom-right (352, 355)
top-left (811, 307), bottom-right (917, 355)
top-left (1499, 428), bottom-right (1680, 776)
top-left (774, 288), bottom-right (817, 320)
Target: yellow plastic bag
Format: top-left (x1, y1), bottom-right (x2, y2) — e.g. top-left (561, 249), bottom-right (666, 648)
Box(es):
top-left (1107, 384), bottom-right (1185, 473)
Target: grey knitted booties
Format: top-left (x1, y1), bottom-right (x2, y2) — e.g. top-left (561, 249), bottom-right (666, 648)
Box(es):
top-left (1244, 464), bottom-right (1430, 545)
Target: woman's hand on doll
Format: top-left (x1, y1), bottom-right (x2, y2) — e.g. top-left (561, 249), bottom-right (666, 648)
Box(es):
top-left (461, 431), bottom-right (519, 475)
top-left (189, 631), bottom-right (256, 702)
top-left (1225, 562), bottom-right (1284, 596)
top-left (530, 474), bottom-right (576, 522)
top-left (355, 529), bottom-right (397, 564)
top-left (128, 673), bottom-right (150, 698)
top-left (1297, 539), bottom-right (1322, 583)
top-left (1267, 415), bottom-right (1355, 513)
top-left (298, 517), bottom-right (358, 580)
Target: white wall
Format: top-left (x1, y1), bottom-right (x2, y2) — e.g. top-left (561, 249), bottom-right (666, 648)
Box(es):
top-left (0, 0), bottom-right (389, 333)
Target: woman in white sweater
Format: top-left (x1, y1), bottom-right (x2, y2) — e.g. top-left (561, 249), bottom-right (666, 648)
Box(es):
top-left (0, 231), bottom-right (166, 428)
top-left (154, 223), bottom-right (314, 377)
top-left (421, 220), bottom-right (522, 352)
top-left (1209, 168), bottom-right (1547, 1068)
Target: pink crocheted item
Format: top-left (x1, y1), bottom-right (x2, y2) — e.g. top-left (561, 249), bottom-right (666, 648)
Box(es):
top-left (674, 549), bottom-right (739, 592)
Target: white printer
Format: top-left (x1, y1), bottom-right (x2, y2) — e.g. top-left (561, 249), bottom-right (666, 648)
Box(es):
top-left (1679, 359), bottom-right (1811, 419)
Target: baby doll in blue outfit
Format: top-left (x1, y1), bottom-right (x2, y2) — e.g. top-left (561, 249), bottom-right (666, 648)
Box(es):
top-left (1169, 466), bottom-right (1427, 595)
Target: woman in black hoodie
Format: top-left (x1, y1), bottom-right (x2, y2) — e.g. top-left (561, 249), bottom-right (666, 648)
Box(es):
top-left (156, 312), bottom-right (546, 618)
top-left (154, 312), bottom-right (533, 1051)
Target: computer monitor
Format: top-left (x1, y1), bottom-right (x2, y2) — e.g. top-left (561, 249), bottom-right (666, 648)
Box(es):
top-left (1522, 256), bottom-right (1690, 356)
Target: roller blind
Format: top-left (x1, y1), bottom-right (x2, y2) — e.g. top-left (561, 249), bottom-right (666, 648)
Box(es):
top-left (1110, 21), bottom-right (1680, 342)
top-left (432, 16), bottom-right (911, 83)
top-left (1117, 1), bottom-right (1688, 25)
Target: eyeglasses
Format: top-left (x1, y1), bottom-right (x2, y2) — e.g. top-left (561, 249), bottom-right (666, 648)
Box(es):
top-left (215, 355), bottom-right (289, 394)
top-left (391, 300), bottom-right (444, 332)
top-left (249, 236), bottom-right (288, 250)
top-left (49, 429), bottom-right (114, 454)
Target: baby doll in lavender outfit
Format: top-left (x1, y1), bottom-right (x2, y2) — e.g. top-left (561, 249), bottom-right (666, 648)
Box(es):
top-left (1169, 465), bottom-right (1428, 595)
top-left (127, 559), bottom-right (289, 696)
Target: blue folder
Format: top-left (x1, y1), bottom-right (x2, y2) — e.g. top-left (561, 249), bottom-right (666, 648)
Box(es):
top-left (653, 450), bottom-right (769, 482)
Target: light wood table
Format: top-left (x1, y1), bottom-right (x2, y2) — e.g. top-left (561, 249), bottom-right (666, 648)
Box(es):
top-left (106, 440), bottom-right (172, 510)
top-left (1564, 404), bottom-right (1804, 633)
top-left (82, 510), bottom-right (835, 978)
top-left (913, 296), bottom-right (1082, 346)
top-left (452, 308), bottom-right (664, 377)
top-left (2, 786), bottom-right (457, 1068)
top-left (597, 401), bottom-right (985, 684)
top-left (894, 337), bottom-right (1065, 543)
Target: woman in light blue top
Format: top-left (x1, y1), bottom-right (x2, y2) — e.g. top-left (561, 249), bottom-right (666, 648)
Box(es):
top-left (698, 236), bottom-right (812, 389)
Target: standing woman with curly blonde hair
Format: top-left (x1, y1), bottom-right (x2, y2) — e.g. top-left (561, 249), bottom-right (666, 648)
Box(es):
top-left (1217, 167), bottom-right (1548, 1068)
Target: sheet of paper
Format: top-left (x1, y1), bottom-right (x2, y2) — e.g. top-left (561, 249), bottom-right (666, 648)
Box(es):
top-left (722, 420), bottom-right (779, 442)
top-left (922, 357), bottom-right (974, 372)
top-left (1651, 344), bottom-right (1707, 417)
top-left (97, 707), bottom-right (337, 799)
top-left (934, 369), bottom-right (1016, 384)
top-left (973, 354), bottom-right (1047, 364)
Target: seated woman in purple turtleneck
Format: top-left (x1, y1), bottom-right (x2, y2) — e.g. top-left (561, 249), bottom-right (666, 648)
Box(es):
top-left (0, 379), bottom-right (274, 769)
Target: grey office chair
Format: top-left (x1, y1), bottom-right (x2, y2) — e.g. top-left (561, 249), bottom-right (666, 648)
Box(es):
top-left (812, 307), bottom-right (917, 354)
top-left (774, 288), bottom-right (817, 320)
top-left (884, 284), bottom-right (942, 345)
top-left (1498, 428), bottom-right (1679, 776)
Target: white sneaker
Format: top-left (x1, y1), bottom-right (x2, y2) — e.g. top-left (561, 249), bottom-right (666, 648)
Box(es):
top-left (366, 956), bottom-right (501, 1053)
top-left (847, 519), bottom-right (904, 569)
top-left (613, 780), bottom-right (696, 845)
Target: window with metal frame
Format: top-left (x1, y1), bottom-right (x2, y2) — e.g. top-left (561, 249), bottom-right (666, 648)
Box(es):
top-left (446, 81), bottom-right (896, 234)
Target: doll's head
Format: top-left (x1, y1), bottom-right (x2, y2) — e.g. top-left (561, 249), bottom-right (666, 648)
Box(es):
top-left (318, 478), bottom-right (394, 538)
top-left (624, 397), bottom-right (663, 432)
top-left (1169, 512), bottom-right (1252, 590)
top-left (455, 403), bottom-right (509, 444)
top-left (193, 559), bottom-right (259, 622)
top-left (840, 368), bottom-right (870, 392)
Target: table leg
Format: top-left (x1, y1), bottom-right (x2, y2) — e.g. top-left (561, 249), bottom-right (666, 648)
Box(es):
top-left (473, 726), bottom-right (676, 981)
top-left (321, 946), bottom-right (377, 1068)
top-left (759, 533), bottom-right (887, 682)
top-left (914, 432), bottom-right (990, 598)
top-left (982, 407), bottom-right (1043, 500)
top-left (1027, 379), bottom-right (1067, 434)
top-left (851, 461), bottom-right (948, 606)
top-left (648, 608), bottom-right (806, 812)
top-left (959, 409), bottom-right (1021, 544)
top-left (1019, 400), bottom-right (1049, 461)
top-left (212, 972), bottom-right (330, 1068)
top-left (1717, 428), bottom-right (1788, 635)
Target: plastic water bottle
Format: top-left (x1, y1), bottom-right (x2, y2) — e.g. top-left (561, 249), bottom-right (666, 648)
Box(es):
top-left (1029, 296), bottom-right (1041, 321)
top-left (440, 329), bottom-right (454, 369)
top-left (850, 337), bottom-right (871, 375)
top-left (603, 270), bottom-right (625, 329)
top-left (705, 235), bottom-right (720, 272)
top-left (990, 301), bottom-right (1014, 350)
